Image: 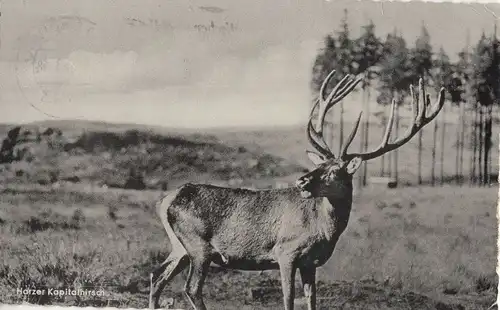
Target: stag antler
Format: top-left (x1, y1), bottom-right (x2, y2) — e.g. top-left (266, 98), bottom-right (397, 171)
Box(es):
top-left (340, 78), bottom-right (446, 161)
top-left (307, 70), bottom-right (362, 159)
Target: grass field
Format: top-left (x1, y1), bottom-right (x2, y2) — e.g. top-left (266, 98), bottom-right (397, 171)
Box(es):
top-left (0, 119), bottom-right (498, 309)
top-left (0, 184), bottom-right (496, 309)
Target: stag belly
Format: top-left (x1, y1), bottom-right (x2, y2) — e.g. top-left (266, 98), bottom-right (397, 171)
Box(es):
top-left (209, 234), bottom-right (280, 270)
top-left (212, 255), bottom-right (279, 270)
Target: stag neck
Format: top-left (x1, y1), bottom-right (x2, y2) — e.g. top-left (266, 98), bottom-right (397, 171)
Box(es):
top-left (319, 180), bottom-right (354, 214)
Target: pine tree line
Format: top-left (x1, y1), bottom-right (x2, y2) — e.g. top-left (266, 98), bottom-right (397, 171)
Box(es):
top-left (311, 12), bottom-right (498, 187)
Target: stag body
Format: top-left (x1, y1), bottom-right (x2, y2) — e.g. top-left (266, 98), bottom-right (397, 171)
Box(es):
top-left (150, 70), bottom-right (445, 310)
top-left (152, 176), bottom-right (353, 310)
top-left (166, 183), bottom-right (352, 269)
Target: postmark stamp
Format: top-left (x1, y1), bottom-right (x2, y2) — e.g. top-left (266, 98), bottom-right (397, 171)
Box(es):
top-left (15, 14), bottom-right (97, 118)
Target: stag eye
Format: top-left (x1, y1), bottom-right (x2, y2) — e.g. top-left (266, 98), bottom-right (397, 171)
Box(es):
top-left (320, 172), bottom-right (334, 182)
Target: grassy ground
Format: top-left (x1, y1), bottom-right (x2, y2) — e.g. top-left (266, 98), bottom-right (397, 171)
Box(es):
top-left (0, 183), bottom-right (496, 309)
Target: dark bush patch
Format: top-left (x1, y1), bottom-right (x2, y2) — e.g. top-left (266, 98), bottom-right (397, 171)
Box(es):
top-left (108, 204), bottom-right (118, 221)
top-left (390, 202), bottom-right (403, 209)
top-left (475, 274), bottom-right (497, 293)
top-left (19, 216), bottom-right (80, 233)
top-left (376, 201), bottom-right (388, 210)
top-left (443, 287), bottom-right (458, 295)
top-left (61, 175), bottom-right (80, 183)
top-left (123, 168), bottom-right (146, 190)
top-left (71, 208), bottom-right (85, 227)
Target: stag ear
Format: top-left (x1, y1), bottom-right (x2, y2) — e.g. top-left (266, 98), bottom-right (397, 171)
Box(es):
top-left (306, 151), bottom-right (326, 166)
top-left (346, 157), bottom-right (363, 174)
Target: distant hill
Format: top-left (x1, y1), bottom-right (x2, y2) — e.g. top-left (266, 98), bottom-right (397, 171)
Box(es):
top-left (0, 121), bottom-right (306, 190)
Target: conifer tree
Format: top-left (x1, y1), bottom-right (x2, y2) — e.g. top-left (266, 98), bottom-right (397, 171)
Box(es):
top-left (470, 33), bottom-right (494, 185)
top-left (310, 9), bottom-right (357, 155)
top-left (334, 9), bottom-right (355, 154)
top-left (353, 20), bottom-right (383, 186)
top-left (431, 47), bottom-right (453, 186)
top-left (470, 28), bottom-right (499, 185)
top-left (409, 24), bottom-right (433, 185)
top-left (377, 30), bottom-right (411, 181)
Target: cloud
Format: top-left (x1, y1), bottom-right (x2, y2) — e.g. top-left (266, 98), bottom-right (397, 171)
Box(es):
top-left (30, 50), bottom-right (138, 92)
top-left (6, 30), bottom-right (331, 127)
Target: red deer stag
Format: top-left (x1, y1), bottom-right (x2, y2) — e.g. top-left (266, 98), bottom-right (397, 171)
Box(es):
top-left (149, 70), bottom-right (445, 310)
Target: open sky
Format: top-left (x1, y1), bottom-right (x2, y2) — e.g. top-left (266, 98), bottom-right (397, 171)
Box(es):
top-left (1, 0), bottom-right (499, 128)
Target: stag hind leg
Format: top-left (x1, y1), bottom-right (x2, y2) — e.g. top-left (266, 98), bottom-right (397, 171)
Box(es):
top-left (167, 211), bottom-right (212, 309)
top-left (151, 190), bottom-right (190, 309)
top-left (183, 256), bottom-right (210, 310)
top-left (149, 252), bottom-right (189, 309)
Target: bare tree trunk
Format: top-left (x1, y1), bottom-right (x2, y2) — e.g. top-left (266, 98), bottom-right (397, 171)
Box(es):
top-left (326, 122), bottom-right (330, 154)
top-left (478, 105), bottom-right (483, 186)
top-left (455, 103), bottom-right (460, 185)
top-left (388, 150), bottom-right (392, 178)
top-left (393, 102), bottom-right (399, 185)
top-left (483, 105), bottom-right (492, 186)
top-left (440, 103), bottom-right (446, 186)
top-left (431, 110), bottom-right (438, 186)
top-left (380, 116), bottom-right (386, 177)
top-left (459, 101), bottom-right (465, 186)
top-left (417, 130), bottom-right (423, 185)
top-left (358, 89), bottom-right (366, 189)
top-left (328, 120), bottom-right (334, 156)
top-left (488, 104), bottom-right (493, 185)
top-left (338, 100), bottom-right (344, 155)
top-left (470, 104), bottom-right (478, 185)
top-left (362, 87), bottom-right (371, 186)
top-left (417, 74), bottom-right (426, 185)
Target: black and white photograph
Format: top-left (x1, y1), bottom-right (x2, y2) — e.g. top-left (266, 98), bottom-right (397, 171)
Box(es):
top-left (0, 1), bottom-right (498, 309)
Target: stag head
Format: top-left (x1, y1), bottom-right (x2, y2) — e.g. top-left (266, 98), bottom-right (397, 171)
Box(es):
top-left (296, 70), bottom-right (445, 199)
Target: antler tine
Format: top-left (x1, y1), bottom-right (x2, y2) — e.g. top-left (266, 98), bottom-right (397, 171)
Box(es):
top-left (316, 75), bottom-right (362, 133)
top-left (306, 70), bottom-right (362, 159)
top-left (340, 111), bottom-right (363, 158)
top-left (323, 74), bottom-right (352, 105)
top-left (381, 98), bottom-right (397, 146)
top-left (416, 78), bottom-right (426, 126)
top-left (316, 74), bottom-right (351, 133)
top-left (423, 87), bottom-right (446, 124)
top-left (410, 84), bottom-right (418, 122)
top-left (339, 92), bottom-right (396, 160)
top-left (319, 70), bottom-right (337, 102)
top-left (306, 97), bottom-right (336, 158)
top-left (341, 79), bottom-right (446, 161)
top-left (307, 119), bottom-right (332, 158)
top-left (333, 76), bottom-right (363, 103)
top-left (306, 98), bottom-right (332, 158)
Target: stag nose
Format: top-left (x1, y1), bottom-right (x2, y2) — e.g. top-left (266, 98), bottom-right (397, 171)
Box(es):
top-left (296, 177), bottom-right (309, 188)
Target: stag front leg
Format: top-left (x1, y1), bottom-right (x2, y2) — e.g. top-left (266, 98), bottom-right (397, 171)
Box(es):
top-left (184, 257), bottom-right (210, 310)
top-left (278, 258), bottom-right (297, 310)
top-left (299, 267), bottom-right (316, 310)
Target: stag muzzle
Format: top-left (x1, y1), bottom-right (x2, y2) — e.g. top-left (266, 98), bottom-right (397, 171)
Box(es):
top-left (296, 177), bottom-right (313, 198)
